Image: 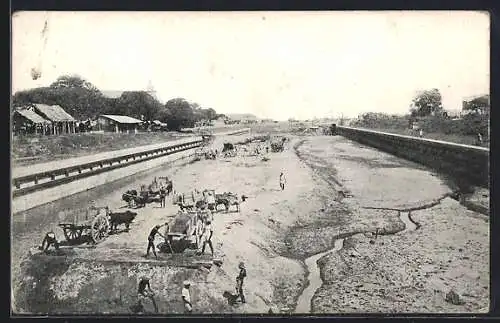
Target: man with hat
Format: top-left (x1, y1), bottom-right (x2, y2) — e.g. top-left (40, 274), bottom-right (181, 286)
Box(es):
top-left (146, 225), bottom-right (164, 259)
top-left (236, 262), bottom-right (247, 303)
top-left (181, 280), bottom-right (192, 313)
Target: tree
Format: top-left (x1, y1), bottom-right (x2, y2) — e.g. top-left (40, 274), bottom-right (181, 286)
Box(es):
top-left (50, 74), bottom-right (101, 93)
top-left (110, 91), bottom-right (162, 121)
top-left (12, 75), bottom-right (108, 119)
top-left (410, 88), bottom-right (443, 117)
top-left (161, 98), bottom-right (196, 130)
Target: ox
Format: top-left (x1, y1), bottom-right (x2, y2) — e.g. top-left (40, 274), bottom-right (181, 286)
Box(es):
top-left (109, 210), bottom-right (137, 232)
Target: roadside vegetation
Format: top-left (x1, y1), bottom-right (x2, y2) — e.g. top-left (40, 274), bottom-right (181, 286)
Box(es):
top-left (349, 89), bottom-right (489, 147)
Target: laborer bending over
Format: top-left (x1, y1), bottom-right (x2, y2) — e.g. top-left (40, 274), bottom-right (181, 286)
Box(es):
top-left (146, 225), bottom-right (164, 259)
top-left (39, 231), bottom-right (59, 252)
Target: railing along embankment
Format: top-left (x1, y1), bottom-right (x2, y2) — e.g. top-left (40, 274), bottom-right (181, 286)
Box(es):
top-left (11, 136), bottom-right (204, 199)
top-left (336, 126), bottom-right (489, 189)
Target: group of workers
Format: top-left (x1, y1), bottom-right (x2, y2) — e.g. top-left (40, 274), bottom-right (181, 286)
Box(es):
top-left (145, 200), bottom-right (215, 259)
top-left (135, 261), bottom-right (247, 314)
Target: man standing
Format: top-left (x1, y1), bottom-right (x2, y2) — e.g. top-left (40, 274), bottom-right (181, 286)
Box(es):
top-left (159, 186), bottom-right (167, 208)
top-left (279, 172), bottom-right (286, 191)
top-left (162, 222), bottom-right (174, 254)
top-left (476, 132), bottom-right (483, 146)
top-left (182, 281), bottom-right (193, 313)
top-left (146, 225), bottom-right (164, 259)
top-left (201, 219), bottom-right (214, 256)
top-left (236, 262), bottom-right (247, 303)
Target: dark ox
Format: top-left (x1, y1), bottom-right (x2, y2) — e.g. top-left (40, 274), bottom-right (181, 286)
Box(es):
top-left (109, 210), bottom-right (137, 232)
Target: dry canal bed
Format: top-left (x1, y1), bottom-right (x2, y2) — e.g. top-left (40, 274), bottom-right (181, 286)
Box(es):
top-left (11, 136), bottom-right (489, 314)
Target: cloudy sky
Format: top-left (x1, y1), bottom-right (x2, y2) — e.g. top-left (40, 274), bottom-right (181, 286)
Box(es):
top-left (12, 11), bottom-right (489, 120)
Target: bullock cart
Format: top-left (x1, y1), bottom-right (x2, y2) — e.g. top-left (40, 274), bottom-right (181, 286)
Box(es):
top-left (58, 206), bottom-right (110, 244)
top-left (159, 210), bottom-right (206, 253)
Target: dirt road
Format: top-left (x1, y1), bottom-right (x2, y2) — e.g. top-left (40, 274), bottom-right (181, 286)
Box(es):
top-left (12, 135), bottom-right (489, 314)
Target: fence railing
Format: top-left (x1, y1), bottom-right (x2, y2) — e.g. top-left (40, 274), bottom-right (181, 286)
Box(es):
top-left (336, 126), bottom-right (489, 188)
top-left (11, 138), bottom-right (203, 197)
top-left (11, 128), bottom-right (252, 198)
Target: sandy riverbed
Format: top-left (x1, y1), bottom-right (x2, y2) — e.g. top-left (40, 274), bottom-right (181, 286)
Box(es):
top-left (12, 135), bottom-right (489, 314)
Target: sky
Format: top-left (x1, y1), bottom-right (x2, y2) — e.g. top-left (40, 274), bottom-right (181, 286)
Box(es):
top-left (12, 11), bottom-right (489, 120)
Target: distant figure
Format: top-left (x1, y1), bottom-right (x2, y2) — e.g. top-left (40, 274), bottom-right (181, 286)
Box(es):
top-left (419, 129), bottom-right (424, 138)
top-left (182, 281), bottom-right (193, 313)
top-left (39, 231), bottom-right (59, 252)
top-left (279, 172), bottom-right (286, 191)
top-left (236, 262), bottom-right (247, 303)
top-left (146, 225), bottom-right (164, 259)
top-left (476, 133), bottom-right (483, 146)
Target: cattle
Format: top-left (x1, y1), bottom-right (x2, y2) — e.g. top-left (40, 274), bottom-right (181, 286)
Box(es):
top-left (109, 210), bottom-right (137, 232)
top-left (122, 190), bottom-right (147, 208)
top-left (215, 193), bottom-right (245, 213)
top-left (122, 190), bottom-right (138, 203)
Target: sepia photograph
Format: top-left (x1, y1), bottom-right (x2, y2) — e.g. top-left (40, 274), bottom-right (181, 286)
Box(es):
top-left (11, 11), bottom-right (489, 315)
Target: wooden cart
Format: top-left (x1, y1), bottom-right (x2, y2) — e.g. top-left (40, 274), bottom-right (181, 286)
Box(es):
top-left (58, 206), bottom-right (110, 244)
top-left (160, 211), bottom-right (205, 253)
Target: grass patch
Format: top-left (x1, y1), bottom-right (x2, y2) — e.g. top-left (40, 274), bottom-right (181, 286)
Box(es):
top-left (11, 132), bottom-right (186, 166)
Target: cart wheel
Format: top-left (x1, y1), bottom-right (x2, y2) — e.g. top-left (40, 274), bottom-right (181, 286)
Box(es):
top-left (91, 214), bottom-right (110, 243)
top-left (63, 227), bottom-right (83, 243)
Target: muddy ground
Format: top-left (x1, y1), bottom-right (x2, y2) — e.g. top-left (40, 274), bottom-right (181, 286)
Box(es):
top-left (11, 135), bottom-right (489, 314)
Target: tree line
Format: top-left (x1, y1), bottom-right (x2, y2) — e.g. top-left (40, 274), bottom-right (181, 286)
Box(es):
top-left (12, 75), bottom-right (226, 131)
top-left (352, 88), bottom-right (489, 138)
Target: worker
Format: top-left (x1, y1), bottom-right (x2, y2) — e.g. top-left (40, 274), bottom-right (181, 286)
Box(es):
top-left (419, 129), bottom-right (424, 138)
top-left (236, 262), bottom-right (247, 303)
top-left (159, 186), bottom-right (167, 208)
top-left (279, 172), bottom-right (286, 191)
top-left (39, 231), bottom-right (60, 252)
top-left (162, 222), bottom-right (174, 253)
top-left (136, 276), bottom-right (158, 313)
top-left (201, 219), bottom-right (214, 256)
top-left (182, 280), bottom-right (192, 313)
top-left (146, 225), bottom-right (164, 259)
top-left (206, 191), bottom-right (216, 211)
top-left (476, 132), bottom-right (483, 146)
